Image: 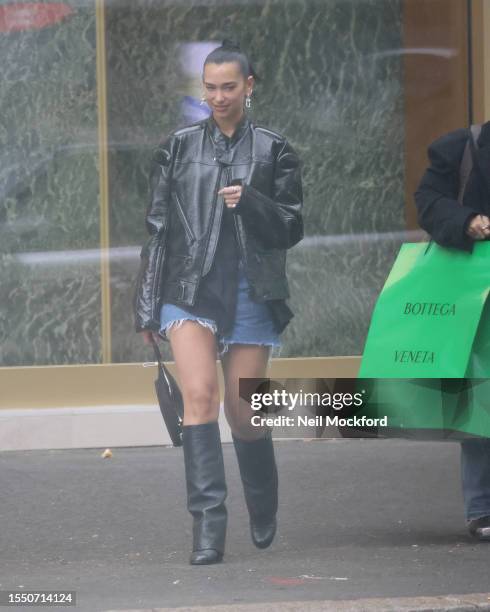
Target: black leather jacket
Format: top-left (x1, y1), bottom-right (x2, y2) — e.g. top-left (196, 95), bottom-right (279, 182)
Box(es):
top-left (134, 114), bottom-right (304, 332)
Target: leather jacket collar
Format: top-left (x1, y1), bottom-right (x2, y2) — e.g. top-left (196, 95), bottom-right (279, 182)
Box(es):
top-left (206, 112), bottom-right (250, 150)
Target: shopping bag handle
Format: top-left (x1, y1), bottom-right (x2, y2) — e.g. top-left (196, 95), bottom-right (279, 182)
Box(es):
top-left (422, 124), bottom-right (481, 258)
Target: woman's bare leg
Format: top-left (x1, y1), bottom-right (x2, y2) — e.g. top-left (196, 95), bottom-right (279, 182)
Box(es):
top-left (221, 344), bottom-right (271, 440)
top-left (221, 343), bottom-right (278, 549)
top-left (167, 322), bottom-right (220, 425)
top-left (167, 322), bottom-right (226, 565)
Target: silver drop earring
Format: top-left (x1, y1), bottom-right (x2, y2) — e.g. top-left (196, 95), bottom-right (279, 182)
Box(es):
top-left (200, 95), bottom-right (206, 106)
top-left (245, 94), bottom-right (252, 109)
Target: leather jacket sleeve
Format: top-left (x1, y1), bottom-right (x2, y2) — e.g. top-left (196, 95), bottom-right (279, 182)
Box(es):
top-left (414, 130), bottom-right (476, 252)
top-left (234, 139), bottom-right (303, 250)
top-left (133, 137), bottom-right (175, 332)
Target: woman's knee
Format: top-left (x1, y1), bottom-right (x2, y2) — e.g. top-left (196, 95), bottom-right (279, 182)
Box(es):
top-left (224, 398), bottom-right (253, 435)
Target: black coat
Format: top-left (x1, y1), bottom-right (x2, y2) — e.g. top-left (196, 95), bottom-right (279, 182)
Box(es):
top-left (133, 114), bottom-right (304, 332)
top-left (415, 121), bottom-right (490, 251)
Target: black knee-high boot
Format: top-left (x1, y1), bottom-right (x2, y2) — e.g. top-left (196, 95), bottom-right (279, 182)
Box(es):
top-left (232, 431), bottom-right (278, 549)
top-left (182, 422), bottom-right (227, 565)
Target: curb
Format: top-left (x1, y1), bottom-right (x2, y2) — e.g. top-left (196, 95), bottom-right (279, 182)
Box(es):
top-left (103, 592), bottom-right (490, 612)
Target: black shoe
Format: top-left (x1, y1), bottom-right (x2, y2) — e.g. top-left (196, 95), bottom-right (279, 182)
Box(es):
top-left (232, 432), bottom-right (278, 549)
top-left (183, 422), bottom-right (227, 565)
top-left (468, 515), bottom-right (490, 541)
top-left (250, 516), bottom-right (277, 549)
top-left (190, 549), bottom-right (223, 565)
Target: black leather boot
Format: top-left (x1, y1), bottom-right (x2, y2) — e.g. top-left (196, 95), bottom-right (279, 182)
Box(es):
top-left (232, 431), bottom-right (278, 549)
top-left (182, 422), bottom-right (227, 565)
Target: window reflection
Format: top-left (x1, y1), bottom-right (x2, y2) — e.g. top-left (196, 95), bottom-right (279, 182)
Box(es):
top-left (0, 0), bottom-right (470, 366)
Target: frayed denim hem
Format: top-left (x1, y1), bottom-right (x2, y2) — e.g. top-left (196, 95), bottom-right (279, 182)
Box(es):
top-left (218, 340), bottom-right (282, 361)
top-left (159, 318), bottom-right (281, 363)
top-left (159, 318), bottom-right (218, 341)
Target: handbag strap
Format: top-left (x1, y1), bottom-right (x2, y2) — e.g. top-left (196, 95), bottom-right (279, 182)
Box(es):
top-left (151, 337), bottom-right (165, 378)
top-left (151, 337), bottom-right (177, 390)
top-left (457, 124), bottom-right (482, 205)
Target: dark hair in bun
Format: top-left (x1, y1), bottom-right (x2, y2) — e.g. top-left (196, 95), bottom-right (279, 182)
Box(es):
top-left (203, 38), bottom-right (259, 80)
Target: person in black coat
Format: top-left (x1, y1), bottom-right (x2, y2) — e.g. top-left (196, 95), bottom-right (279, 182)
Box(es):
top-left (415, 122), bottom-right (490, 541)
top-left (416, 123), bottom-right (490, 247)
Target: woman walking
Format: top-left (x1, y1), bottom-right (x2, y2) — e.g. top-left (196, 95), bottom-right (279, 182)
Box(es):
top-left (134, 39), bottom-right (303, 564)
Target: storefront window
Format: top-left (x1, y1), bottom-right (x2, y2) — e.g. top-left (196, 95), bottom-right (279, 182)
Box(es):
top-left (0, 0), bottom-right (470, 366)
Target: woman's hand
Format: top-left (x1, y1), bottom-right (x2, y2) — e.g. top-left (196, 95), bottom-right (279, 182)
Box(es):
top-left (466, 214), bottom-right (490, 240)
top-left (141, 330), bottom-right (160, 345)
top-left (218, 185), bottom-right (242, 208)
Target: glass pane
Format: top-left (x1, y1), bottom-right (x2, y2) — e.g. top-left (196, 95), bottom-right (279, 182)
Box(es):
top-left (0, 0), bottom-right (101, 365)
top-left (0, 0), bottom-right (470, 366)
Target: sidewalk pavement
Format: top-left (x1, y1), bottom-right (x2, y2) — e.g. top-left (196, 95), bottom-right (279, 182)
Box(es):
top-left (1, 438), bottom-right (490, 612)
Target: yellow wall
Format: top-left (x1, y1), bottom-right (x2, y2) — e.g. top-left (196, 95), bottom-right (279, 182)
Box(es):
top-left (0, 357), bottom-right (361, 409)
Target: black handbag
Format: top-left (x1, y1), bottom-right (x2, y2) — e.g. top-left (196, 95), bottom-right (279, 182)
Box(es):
top-left (150, 338), bottom-right (184, 447)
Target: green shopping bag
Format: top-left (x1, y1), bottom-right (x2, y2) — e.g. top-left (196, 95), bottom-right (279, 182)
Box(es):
top-left (356, 241), bottom-right (490, 439)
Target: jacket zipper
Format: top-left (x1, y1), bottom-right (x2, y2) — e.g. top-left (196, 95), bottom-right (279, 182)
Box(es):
top-left (174, 192), bottom-right (196, 244)
top-left (151, 239), bottom-right (166, 321)
top-left (233, 214), bottom-right (248, 269)
top-left (193, 164), bottom-right (223, 302)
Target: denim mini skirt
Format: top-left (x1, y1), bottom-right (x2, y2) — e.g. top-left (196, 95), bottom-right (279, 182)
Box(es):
top-left (159, 265), bottom-right (281, 356)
